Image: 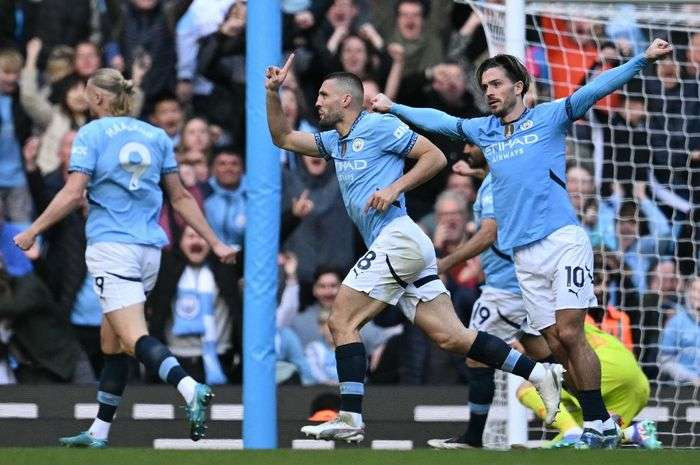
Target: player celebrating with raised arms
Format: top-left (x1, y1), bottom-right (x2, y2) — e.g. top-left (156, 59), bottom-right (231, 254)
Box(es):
top-left (266, 54), bottom-right (563, 443)
top-left (14, 68), bottom-right (237, 447)
top-left (371, 38), bottom-right (673, 448)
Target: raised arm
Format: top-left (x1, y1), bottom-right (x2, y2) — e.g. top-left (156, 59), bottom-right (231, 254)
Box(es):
top-left (163, 172), bottom-right (236, 264)
top-left (438, 218), bottom-right (497, 273)
top-left (365, 135), bottom-right (446, 213)
top-left (568, 38), bottom-right (672, 120)
top-left (371, 93), bottom-right (464, 139)
top-left (265, 54), bottom-right (322, 157)
top-left (13, 172), bottom-right (90, 250)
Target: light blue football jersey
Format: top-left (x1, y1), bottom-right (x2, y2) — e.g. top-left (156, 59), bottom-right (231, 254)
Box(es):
top-left (390, 54), bottom-right (650, 251)
top-left (458, 100), bottom-right (578, 250)
top-left (473, 174), bottom-right (521, 295)
top-left (69, 116), bottom-right (178, 246)
top-left (314, 111), bottom-right (417, 246)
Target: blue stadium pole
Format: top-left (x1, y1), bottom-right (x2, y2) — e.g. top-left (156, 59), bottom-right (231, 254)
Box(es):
top-left (243, 0), bottom-right (281, 449)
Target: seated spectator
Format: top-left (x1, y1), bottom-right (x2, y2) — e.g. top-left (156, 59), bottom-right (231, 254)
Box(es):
top-left (274, 252), bottom-right (316, 385)
top-left (615, 184), bottom-right (673, 296)
top-left (305, 309), bottom-right (339, 385)
top-left (566, 163), bottom-right (616, 251)
top-left (0, 46), bottom-right (32, 223)
top-left (639, 259), bottom-right (684, 379)
top-left (283, 154), bottom-right (354, 292)
top-left (419, 152), bottom-right (478, 237)
top-left (290, 265), bottom-right (343, 349)
top-left (431, 189), bottom-right (470, 258)
top-left (203, 147), bottom-right (246, 250)
top-left (0, 265), bottom-right (86, 383)
top-left (149, 91), bottom-right (184, 145)
top-left (431, 189), bottom-right (481, 319)
top-left (288, 265), bottom-right (399, 358)
top-left (658, 275), bottom-right (700, 385)
top-left (148, 226), bottom-right (242, 385)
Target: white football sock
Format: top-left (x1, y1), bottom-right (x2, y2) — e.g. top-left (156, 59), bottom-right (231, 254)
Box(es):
top-left (527, 363), bottom-right (546, 383)
top-left (177, 376), bottom-right (197, 404)
top-left (563, 426), bottom-right (583, 437)
top-left (602, 416), bottom-right (617, 431)
top-left (88, 418), bottom-right (111, 440)
top-left (583, 419), bottom-right (603, 433)
top-left (340, 410), bottom-right (363, 426)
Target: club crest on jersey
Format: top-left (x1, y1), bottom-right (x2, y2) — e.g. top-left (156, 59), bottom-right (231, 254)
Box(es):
top-left (352, 138), bottom-right (365, 152)
top-left (520, 120), bottom-right (533, 130)
top-left (504, 123), bottom-right (514, 139)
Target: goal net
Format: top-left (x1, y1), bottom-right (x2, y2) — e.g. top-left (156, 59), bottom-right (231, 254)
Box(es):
top-left (461, 0), bottom-right (700, 449)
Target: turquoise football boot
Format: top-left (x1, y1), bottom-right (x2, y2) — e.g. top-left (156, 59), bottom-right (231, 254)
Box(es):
top-left (58, 431), bottom-right (107, 449)
top-left (185, 383), bottom-right (214, 441)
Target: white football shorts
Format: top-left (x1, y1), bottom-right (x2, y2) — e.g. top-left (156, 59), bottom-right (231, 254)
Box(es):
top-left (468, 286), bottom-right (539, 343)
top-left (342, 215), bottom-right (449, 322)
top-left (85, 242), bottom-right (161, 313)
top-left (513, 225), bottom-right (598, 330)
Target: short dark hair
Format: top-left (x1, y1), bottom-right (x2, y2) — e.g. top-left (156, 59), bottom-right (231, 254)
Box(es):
top-left (149, 90), bottom-right (180, 113)
top-left (313, 265), bottom-right (343, 284)
top-left (396, 0), bottom-right (429, 17)
top-left (618, 201), bottom-right (638, 222)
top-left (212, 146), bottom-right (242, 162)
top-left (324, 71), bottom-right (364, 108)
top-left (476, 54), bottom-right (530, 97)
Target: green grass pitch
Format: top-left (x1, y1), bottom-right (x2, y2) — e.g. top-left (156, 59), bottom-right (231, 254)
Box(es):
top-left (2, 448), bottom-right (699, 465)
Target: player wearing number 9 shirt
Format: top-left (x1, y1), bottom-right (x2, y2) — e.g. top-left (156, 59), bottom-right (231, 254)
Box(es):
top-left (266, 54), bottom-right (564, 444)
top-left (14, 68), bottom-right (236, 447)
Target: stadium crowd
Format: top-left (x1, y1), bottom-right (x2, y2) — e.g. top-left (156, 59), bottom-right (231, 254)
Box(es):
top-left (0, 0), bottom-right (698, 389)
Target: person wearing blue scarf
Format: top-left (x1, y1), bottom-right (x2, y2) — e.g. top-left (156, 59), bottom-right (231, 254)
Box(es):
top-left (148, 225), bottom-right (242, 385)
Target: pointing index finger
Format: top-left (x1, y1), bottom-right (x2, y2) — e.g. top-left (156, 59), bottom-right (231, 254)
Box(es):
top-left (281, 53), bottom-right (296, 74)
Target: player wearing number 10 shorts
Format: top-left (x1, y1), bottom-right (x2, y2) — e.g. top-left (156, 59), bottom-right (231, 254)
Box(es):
top-left (14, 68), bottom-right (236, 447)
top-left (265, 54), bottom-right (564, 443)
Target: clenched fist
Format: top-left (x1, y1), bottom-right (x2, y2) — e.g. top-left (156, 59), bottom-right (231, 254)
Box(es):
top-left (644, 38), bottom-right (673, 62)
top-left (370, 93), bottom-right (394, 113)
